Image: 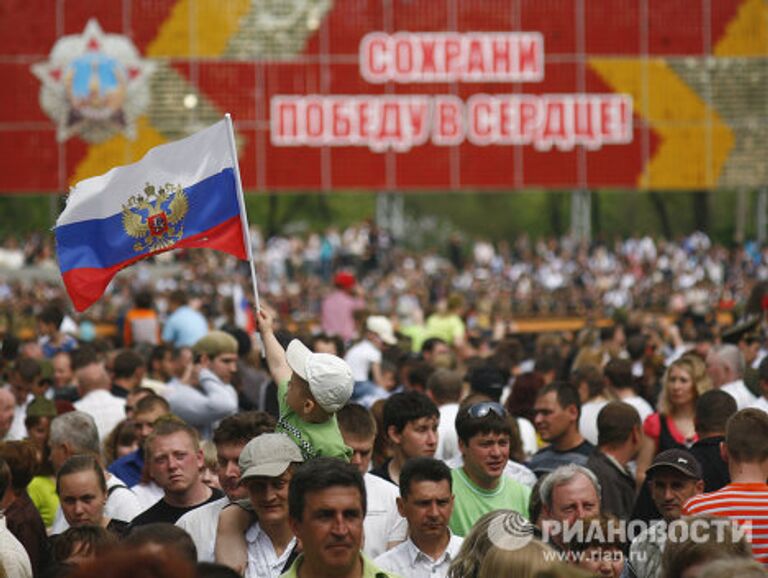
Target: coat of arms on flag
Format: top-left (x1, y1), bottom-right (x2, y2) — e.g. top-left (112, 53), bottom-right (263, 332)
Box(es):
top-left (122, 183), bottom-right (189, 253)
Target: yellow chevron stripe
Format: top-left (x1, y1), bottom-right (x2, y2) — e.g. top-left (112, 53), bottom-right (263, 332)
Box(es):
top-left (69, 117), bottom-right (167, 186)
top-left (146, 0), bottom-right (251, 57)
top-left (715, 0), bottom-right (768, 57)
top-left (589, 58), bottom-right (734, 190)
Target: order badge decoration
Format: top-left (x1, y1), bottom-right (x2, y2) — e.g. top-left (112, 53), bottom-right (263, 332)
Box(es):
top-left (32, 19), bottom-right (155, 143)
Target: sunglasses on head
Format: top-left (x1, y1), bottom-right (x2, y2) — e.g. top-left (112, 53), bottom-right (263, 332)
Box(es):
top-left (466, 401), bottom-right (506, 419)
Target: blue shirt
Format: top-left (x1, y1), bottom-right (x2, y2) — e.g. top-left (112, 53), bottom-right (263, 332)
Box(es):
top-left (162, 306), bottom-right (208, 347)
top-left (108, 448), bottom-right (144, 487)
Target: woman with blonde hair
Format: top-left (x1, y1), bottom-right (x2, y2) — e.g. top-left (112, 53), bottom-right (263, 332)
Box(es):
top-left (477, 538), bottom-right (556, 578)
top-left (636, 354), bottom-right (711, 486)
top-left (447, 510), bottom-right (555, 578)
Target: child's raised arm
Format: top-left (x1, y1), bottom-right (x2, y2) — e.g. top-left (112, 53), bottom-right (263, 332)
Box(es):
top-left (255, 307), bottom-right (292, 384)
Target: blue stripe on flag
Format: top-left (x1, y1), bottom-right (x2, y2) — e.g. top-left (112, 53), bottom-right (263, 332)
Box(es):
top-left (56, 168), bottom-right (240, 272)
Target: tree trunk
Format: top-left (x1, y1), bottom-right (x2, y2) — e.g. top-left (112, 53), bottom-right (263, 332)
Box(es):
top-left (692, 190), bottom-right (709, 231)
top-left (649, 191), bottom-right (672, 239)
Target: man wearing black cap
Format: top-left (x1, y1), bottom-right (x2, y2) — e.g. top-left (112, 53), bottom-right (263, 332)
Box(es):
top-left (623, 449), bottom-right (704, 578)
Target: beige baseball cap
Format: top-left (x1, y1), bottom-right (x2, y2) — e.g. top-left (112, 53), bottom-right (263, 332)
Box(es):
top-left (192, 331), bottom-right (238, 357)
top-left (286, 339), bottom-right (354, 413)
top-left (239, 433), bottom-right (304, 480)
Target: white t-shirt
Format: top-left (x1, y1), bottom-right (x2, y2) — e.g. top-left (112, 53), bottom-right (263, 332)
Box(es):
top-left (579, 399), bottom-right (609, 446)
top-left (345, 340), bottom-right (382, 382)
top-left (721, 380), bottom-right (757, 410)
top-left (131, 481), bottom-right (165, 512)
top-left (73, 389), bottom-right (126, 442)
top-left (621, 395), bottom-right (654, 424)
top-left (517, 417), bottom-right (538, 460)
top-left (435, 403), bottom-right (459, 462)
top-left (363, 472), bottom-right (407, 558)
top-left (176, 496), bottom-right (229, 562)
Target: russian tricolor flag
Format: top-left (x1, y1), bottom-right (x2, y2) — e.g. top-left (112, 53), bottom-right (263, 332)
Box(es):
top-left (55, 117), bottom-right (249, 311)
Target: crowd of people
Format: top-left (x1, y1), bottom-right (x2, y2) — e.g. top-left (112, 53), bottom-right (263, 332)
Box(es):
top-left (2, 225), bottom-right (768, 338)
top-left (0, 223), bottom-right (767, 578)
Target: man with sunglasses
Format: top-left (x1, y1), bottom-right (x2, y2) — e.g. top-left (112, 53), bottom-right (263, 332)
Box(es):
top-left (448, 401), bottom-right (531, 537)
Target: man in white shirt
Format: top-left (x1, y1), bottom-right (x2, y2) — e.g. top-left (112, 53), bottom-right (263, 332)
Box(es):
top-left (240, 433), bottom-right (303, 578)
top-left (573, 364), bottom-right (609, 446)
top-left (6, 358), bottom-right (38, 441)
top-left (375, 457), bottom-right (463, 578)
top-left (345, 316), bottom-right (397, 403)
top-left (337, 404), bottom-right (407, 558)
top-left (176, 411), bottom-right (276, 561)
top-left (73, 360), bottom-right (126, 441)
top-left (707, 344), bottom-right (757, 410)
top-left (427, 369), bottom-right (462, 462)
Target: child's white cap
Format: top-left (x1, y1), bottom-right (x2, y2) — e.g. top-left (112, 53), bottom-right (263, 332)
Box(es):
top-left (286, 339), bottom-right (354, 413)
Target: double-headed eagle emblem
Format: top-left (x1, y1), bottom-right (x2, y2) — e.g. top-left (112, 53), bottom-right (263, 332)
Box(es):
top-left (121, 183), bottom-right (188, 253)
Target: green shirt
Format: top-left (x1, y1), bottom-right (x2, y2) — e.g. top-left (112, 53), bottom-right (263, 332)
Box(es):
top-left (425, 314), bottom-right (465, 344)
top-left (27, 475), bottom-right (59, 528)
top-left (276, 379), bottom-right (352, 461)
top-left (281, 552), bottom-right (401, 578)
top-left (448, 467), bottom-right (531, 537)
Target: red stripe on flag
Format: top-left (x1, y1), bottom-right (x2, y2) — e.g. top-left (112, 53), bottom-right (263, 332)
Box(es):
top-left (62, 216), bottom-right (246, 311)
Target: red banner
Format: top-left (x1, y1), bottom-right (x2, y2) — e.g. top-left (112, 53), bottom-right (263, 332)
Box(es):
top-left (0, 0), bottom-right (763, 192)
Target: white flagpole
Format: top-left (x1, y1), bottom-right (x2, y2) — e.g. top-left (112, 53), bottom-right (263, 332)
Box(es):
top-left (224, 113), bottom-right (261, 313)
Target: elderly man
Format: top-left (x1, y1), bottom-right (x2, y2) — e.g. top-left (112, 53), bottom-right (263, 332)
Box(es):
top-left (539, 463), bottom-right (601, 550)
top-left (282, 457), bottom-right (398, 578)
top-left (706, 344), bottom-right (757, 410)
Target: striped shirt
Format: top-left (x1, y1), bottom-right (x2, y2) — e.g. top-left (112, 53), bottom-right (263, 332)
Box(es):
top-left (682, 483), bottom-right (768, 566)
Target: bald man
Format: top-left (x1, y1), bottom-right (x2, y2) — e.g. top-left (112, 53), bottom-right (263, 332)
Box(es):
top-left (73, 361), bottom-right (126, 440)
